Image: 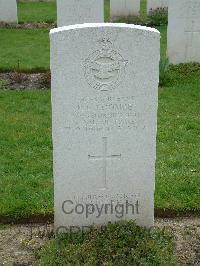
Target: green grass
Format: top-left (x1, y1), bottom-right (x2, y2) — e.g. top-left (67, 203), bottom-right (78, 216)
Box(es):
top-left (0, 29), bottom-right (50, 71)
top-left (18, 2), bottom-right (57, 23)
top-left (156, 83), bottom-right (200, 212)
top-left (0, 26), bottom-right (166, 72)
top-left (0, 91), bottom-right (53, 218)
top-left (105, 0), bottom-right (110, 22)
top-left (0, 67), bottom-right (200, 219)
top-left (37, 221), bottom-right (177, 265)
top-left (140, 0), bottom-right (147, 17)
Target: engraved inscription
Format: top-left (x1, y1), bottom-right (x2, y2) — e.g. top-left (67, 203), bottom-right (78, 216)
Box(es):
top-left (70, 192), bottom-right (141, 203)
top-left (188, 1), bottom-right (200, 17)
top-left (64, 95), bottom-right (147, 132)
top-left (88, 137), bottom-right (121, 190)
top-left (84, 38), bottom-right (128, 91)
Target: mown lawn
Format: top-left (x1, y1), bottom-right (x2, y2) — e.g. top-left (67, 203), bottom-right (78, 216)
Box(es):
top-left (0, 26), bottom-right (166, 71)
top-left (0, 29), bottom-right (50, 71)
top-left (0, 67), bottom-right (200, 219)
top-left (18, 1), bottom-right (57, 23)
top-left (0, 90), bottom-right (52, 218)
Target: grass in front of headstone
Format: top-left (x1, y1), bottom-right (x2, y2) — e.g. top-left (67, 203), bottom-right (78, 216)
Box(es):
top-left (156, 81), bottom-right (200, 213)
top-left (36, 221), bottom-right (177, 265)
top-left (0, 90), bottom-right (53, 219)
top-left (0, 67), bottom-right (200, 220)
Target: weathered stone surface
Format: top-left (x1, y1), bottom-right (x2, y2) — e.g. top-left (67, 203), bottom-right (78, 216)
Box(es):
top-left (57, 0), bottom-right (104, 27)
top-left (167, 0), bottom-right (200, 64)
top-left (110, 0), bottom-right (140, 19)
top-left (50, 23), bottom-right (160, 230)
top-left (0, 0), bottom-right (17, 23)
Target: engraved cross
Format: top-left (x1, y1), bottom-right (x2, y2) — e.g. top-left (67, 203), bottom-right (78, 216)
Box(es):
top-left (88, 137), bottom-right (121, 190)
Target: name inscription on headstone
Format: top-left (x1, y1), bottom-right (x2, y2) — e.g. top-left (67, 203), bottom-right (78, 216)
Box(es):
top-left (64, 95), bottom-right (148, 132)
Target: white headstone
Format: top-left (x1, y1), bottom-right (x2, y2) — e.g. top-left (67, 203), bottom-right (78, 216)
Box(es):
top-left (0, 0), bottom-right (18, 23)
top-left (167, 0), bottom-right (200, 64)
top-left (50, 23), bottom-right (160, 231)
top-left (110, 0), bottom-right (140, 20)
top-left (147, 0), bottom-right (168, 14)
top-left (57, 0), bottom-right (104, 27)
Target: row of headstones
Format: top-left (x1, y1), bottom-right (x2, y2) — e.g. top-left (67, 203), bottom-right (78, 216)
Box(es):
top-left (1, 0), bottom-right (199, 64)
top-left (0, 0), bottom-right (168, 23)
top-left (110, 0), bottom-right (168, 18)
top-left (0, 0), bottom-right (168, 24)
top-left (0, 0), bottom-right (168, 25)
top-left (57, 0), bottom-right (200, 64)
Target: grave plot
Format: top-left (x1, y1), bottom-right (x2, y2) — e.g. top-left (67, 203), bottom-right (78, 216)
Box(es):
top-left (0, 0), bottom-right (199, 265)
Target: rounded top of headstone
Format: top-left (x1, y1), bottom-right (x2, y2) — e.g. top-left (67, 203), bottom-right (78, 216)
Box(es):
top-left (50, 23), bottom-right (160, 36)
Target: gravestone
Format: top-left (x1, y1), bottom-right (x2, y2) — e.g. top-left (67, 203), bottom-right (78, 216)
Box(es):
top-left (110, 0), bottom-right (140, 20)
top-left (50, 23), bottom-right (160, 231)
top-left (147, 0), bottom-right (168, 14)
top-left (167, 0), bottom-right (200, 64)
top-left (0, 0), bottom-right (18, 23)
top-left (57, 0), bottom-right (104, 27)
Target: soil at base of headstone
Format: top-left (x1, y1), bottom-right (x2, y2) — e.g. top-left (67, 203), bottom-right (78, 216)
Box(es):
top-left (0, 22), bottom-right (55, 29)
top-left (0, 217), bottom-right (199, 266)
top-left (0, 72), bottom-right (51, 90)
